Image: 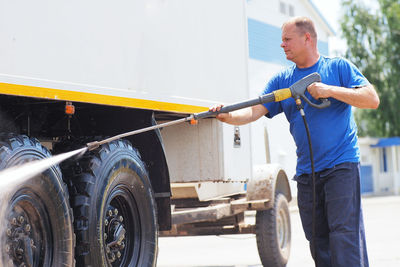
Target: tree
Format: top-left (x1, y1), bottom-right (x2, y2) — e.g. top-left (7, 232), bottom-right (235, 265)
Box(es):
top-left (340, 0), bottom-right (400, 137)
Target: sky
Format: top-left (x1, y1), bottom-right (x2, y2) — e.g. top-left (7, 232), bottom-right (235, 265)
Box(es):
top-left (312, 0), bottom-right (342, 32)
top-left (312, 0), bottom-right (381, 55)
top-left (312, 0), bottom-right (347, 55)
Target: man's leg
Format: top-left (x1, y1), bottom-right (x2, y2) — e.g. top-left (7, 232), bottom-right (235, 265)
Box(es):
top-left (323, 162), bottom-right (369, 267)
top-left (296, 174), bottom-right (332, 267)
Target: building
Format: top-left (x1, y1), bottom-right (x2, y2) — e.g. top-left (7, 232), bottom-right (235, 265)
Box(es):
top-left (359, 137), bottom-right (400, 195)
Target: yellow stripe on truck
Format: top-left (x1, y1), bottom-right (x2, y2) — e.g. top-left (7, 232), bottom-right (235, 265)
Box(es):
top-left (0, 82), bottom-right (208, 114)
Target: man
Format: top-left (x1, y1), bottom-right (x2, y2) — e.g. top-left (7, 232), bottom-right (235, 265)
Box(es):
top-left (210, 17), bottom-right (379, 267)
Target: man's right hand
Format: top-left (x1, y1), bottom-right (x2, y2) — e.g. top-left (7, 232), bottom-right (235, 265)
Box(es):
top-left (208, 104), bottom-right (268, 125)
top-left (209, 104), bottom-right (231, 122)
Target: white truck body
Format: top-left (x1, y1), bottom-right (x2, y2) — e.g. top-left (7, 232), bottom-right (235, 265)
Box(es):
top-left (0, 0), bottom-right (249, 110)
top-left (0, 0), bottom-right (256, 198)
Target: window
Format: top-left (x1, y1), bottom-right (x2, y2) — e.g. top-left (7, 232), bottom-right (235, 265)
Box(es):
top-left (280, 1), bottom-right (286, 15)
top-left (289, 4), bottom-right (295, 16)
top-left (280, 2), bottom-right (295, 16)
top-left (380, 147), bottom-right (388, 173)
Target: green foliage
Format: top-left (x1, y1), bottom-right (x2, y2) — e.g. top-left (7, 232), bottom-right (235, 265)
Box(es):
top-left (340, 0), bottom-right (400, 137)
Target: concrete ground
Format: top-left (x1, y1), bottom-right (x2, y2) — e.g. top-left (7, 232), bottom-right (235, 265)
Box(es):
top-left (157, 195), bottom-right (400, 267)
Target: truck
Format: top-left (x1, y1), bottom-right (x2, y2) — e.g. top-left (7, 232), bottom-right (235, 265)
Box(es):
top-left (0, 0), bottom-right (292, 266)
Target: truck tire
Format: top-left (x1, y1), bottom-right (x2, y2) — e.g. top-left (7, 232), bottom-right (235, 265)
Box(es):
top-left (70, 139), bottom-right (158, 267)
top-left (0, 134), bottom-right (75, 267)
top-left (255, 193), bottom-right (291, 267)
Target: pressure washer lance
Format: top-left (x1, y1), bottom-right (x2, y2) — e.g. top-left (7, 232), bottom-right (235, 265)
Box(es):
top-left (86, 72), bottom-right (328, 151)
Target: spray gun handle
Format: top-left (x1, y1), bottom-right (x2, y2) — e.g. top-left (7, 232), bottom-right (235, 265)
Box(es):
top-left (290, 72), bottom-right (331, 109)
top-left (301, 96), bottom-right (331, 109)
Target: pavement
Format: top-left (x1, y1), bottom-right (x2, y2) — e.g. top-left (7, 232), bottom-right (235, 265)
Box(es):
top-left (157, 195), bottom-right (400, 267)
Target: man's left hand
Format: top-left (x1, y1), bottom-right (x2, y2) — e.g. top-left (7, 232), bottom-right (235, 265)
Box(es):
top-left (307, 82), bottom-right (331, 99)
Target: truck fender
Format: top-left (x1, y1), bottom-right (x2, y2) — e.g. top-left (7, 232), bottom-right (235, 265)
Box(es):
top-left (247, 164), bottom-right (292, 209)
top-left (126, 113), bottom-right (172, 231)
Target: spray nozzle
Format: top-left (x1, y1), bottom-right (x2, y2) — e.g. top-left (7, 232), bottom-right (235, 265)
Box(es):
top-left (86, 141), bottom-right (100, 151)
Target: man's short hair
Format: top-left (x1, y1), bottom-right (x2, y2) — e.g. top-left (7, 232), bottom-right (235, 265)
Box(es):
top-left (283, 17), bottom-right (317, 39)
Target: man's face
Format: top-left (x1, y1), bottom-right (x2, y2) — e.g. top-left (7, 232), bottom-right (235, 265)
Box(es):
top-left (280, 23), bottom-right (306, 62)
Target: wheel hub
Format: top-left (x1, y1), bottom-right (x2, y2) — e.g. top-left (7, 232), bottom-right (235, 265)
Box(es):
top-left (104, 207), bottom-right (126, 264)
top-left (277, 208), bottom-right (288, 249)
top-left (4, 212), bottom-right (35, 267)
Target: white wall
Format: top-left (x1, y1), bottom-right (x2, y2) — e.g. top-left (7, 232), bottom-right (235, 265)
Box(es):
top-left (246, 0), bottom-right (331, 43)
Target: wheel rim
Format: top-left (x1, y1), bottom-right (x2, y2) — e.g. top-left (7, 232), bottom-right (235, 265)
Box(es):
top-left (4, 191), bottom-right (52, 267)
top-left (103, 183), bottom-right (141, 267)
top-left (277, 205), bottom-right (289, 251)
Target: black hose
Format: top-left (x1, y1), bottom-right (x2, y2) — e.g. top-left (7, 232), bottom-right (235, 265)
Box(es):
top-left (298, 105), bottom-right (317, 266)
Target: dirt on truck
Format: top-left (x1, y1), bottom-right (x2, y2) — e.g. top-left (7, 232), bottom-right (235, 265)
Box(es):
top-left (0, 0), bottom-right (291, 266)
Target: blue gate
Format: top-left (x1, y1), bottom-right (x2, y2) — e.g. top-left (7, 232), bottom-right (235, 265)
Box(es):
top-left (360, 165), bottom-right (373, 194)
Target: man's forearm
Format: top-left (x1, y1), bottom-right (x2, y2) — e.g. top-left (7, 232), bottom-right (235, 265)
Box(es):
top-left (329, 84), bottom-right (380, 109)
top-left (216, 104), bottom-right (268, 125)
top-left (308, 83), bottom-right (380, 109)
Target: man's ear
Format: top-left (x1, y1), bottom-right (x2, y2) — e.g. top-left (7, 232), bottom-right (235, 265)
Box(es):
top-left (304, 32), bottom-right (312, 42)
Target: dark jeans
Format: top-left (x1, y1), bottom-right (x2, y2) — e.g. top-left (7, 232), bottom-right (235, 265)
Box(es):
top-left (295, 162), bottom-right (369, 267)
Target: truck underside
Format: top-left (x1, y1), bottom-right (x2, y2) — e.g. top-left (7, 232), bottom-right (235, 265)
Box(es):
top-left (0, 95), bottom-right (174, 266)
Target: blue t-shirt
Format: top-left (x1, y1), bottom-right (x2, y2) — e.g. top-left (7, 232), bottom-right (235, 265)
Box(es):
top-left (262, 56), bottom-right (369, 176)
